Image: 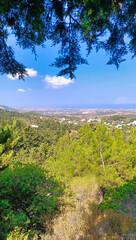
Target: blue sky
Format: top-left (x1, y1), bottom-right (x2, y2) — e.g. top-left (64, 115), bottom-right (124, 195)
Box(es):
top-left (0, 35), bottom-right (136, 108)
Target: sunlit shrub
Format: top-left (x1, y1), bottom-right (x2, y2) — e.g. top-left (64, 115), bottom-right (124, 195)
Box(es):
top-left (7, 227), bottom-right (29, 240)
top-left (0, 164), bottom-right (64, 239)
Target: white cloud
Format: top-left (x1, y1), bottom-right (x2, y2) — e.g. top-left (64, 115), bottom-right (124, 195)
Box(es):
top-left (17, 88), bottom-right (32, 93)
top-left (26, 68), bottom-right (37, 77)
top-left (115, 97), bottom-right (129, 104)
top-left (7, 68), bottom-right (37, 80)
top-left (17, 89), bottom-right (26, 92)
top-left (7, 74), bottom-right (19, 80)
top-left (44, 75), bottom-right (73, 88)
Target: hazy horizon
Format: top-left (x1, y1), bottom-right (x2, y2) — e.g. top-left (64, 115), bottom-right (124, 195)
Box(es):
top-left (2, 103), bottom-right (136, 110)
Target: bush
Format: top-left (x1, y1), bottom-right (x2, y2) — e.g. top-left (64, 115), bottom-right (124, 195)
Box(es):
top-left (99, 176), bottom-right (136, 213)
top-left (0, 164), bottom-right (64, 239)
top-left (82, 204), bottom-right (135, 239)
top-left (7, 227), bottom-right (29, 240)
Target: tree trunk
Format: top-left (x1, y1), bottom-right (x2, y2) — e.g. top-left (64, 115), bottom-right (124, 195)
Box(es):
top-left (100, 141), bottom-right (106, 172)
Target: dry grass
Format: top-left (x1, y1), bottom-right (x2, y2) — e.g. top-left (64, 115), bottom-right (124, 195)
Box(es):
top-left (82, 204), bottom-right (135, 240)
top-left (41, 175), bottom-right (100, 240)
top-left (10, 175), bottom-right (135, 240)
top-left (41, 175), bottom-right (136, 240)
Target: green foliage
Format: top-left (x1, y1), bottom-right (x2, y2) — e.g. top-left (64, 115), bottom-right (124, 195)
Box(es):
top-left (47, 130), bottom-right (93, 180)
top-left (15, 125), bottom-right (44, 150)
top-left (1, 110), bottom-right (136, 238)
top-left (0, 120), bottom-right (18, 170)
top-left (7, 227), bottom-right (29, 240)
top-left (38, 118), bottom-right (71, 146)
top-left (99, 176), bottom-right (136, 214)
top-left (0, 164), bottom-right (64, 239)
top-left (13, 118), bottom-right (71, 166)
top-left (128, 127), bottom-right (136, 167)
top-left (47, 121), bottom-right (135, 188)
top-left (1, 0), bottom-right (136, 78)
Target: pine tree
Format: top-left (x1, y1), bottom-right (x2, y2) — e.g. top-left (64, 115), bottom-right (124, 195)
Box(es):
top-left (0, 120), bottom-right (19, 170)
top-left (0, 1), bottom-right (136, 78)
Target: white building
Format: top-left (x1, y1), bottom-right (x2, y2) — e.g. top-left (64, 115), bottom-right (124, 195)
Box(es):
top-left (31, 125), bottom-right (38, 128)
top-left (131, 120), bottom-right (136, 126)
top-left (87, 118), bottom-right (93, 123)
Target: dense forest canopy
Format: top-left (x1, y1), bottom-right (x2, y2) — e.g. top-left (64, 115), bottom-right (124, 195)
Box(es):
top-left (0, 109), bottom-right (136, 238)
top-left (1, 0), bottom-right (136, 78)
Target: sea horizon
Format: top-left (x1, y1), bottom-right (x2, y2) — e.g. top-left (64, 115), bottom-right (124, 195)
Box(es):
top-left (1, 103), bottom-right (136, 110)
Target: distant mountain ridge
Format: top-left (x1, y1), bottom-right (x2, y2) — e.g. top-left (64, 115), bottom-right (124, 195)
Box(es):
top-left (1, 104), bottom-right (136, 114)
top-left (0, 105), bottom-right (16, 111)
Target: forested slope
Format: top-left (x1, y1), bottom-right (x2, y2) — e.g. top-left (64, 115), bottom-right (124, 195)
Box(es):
top-left (0, 110), bottom-right (136, 239)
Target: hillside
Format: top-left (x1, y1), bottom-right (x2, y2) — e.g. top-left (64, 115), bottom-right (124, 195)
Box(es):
top-left (0, 109), bottom-right (136, 239)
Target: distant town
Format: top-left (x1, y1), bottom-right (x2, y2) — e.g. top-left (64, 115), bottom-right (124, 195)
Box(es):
top-left (1, 105), bottom-right (136, 131)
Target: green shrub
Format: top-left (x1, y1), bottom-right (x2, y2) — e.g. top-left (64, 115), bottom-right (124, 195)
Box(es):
top-left (0, 164), bottom-right (64, 239)
top-left (99, 176), bottom-right (136, 213)
top-left (7, 227), bottom-right (29, 240)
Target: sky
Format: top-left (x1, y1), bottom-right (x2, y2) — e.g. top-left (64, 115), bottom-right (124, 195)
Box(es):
top-left (0, 35), bottom-right (136, 108)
